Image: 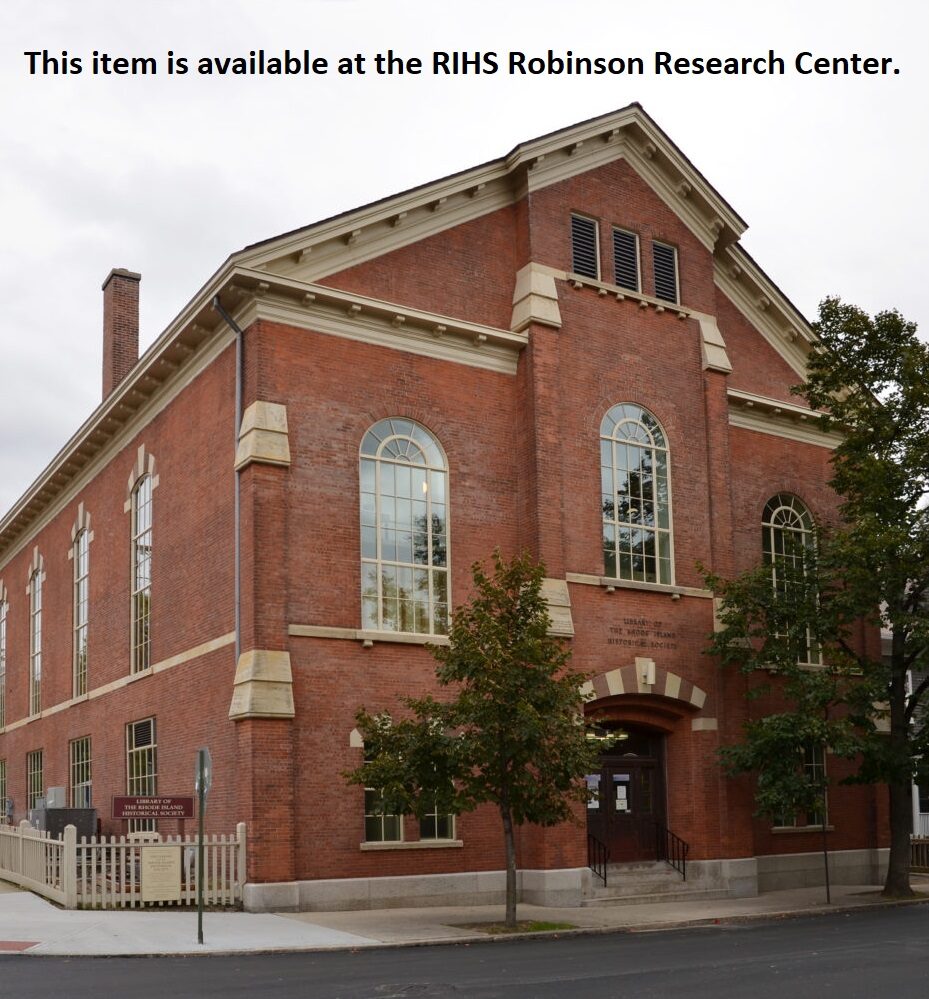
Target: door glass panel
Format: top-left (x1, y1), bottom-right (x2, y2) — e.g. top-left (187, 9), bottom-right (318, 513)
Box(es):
top-left (613, 773), bottom-right (631, 813)
top-left (586, 774), bottom-right (601, 809)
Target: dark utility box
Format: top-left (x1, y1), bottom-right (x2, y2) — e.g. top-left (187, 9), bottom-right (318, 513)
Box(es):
top-left (43, 808), bottom-right (98, 840)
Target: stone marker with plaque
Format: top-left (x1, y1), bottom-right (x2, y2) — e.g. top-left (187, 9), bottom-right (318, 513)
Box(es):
top-left (140, 845), bottom-right (182, 903)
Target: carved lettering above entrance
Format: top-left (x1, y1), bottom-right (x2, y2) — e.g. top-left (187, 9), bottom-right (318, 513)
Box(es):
top-left (606, 617), bottom-right (678, 652)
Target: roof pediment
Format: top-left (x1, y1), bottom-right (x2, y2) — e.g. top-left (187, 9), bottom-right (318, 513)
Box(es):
top-left (235, 104), bottom-right (749, 285)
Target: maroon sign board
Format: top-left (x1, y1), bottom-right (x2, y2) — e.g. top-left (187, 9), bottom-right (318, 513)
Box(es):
top-left (112, 796), bottom-right (195, 819)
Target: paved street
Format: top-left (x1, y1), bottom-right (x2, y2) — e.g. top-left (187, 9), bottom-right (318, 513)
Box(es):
top-left (1, 906), bottom-right (926, 998)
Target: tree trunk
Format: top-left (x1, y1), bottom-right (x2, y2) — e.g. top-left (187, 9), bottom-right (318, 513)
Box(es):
top-left (883, 777), bottom-right (914, 897)
top-left (500, 802), bottom-right (517, 928)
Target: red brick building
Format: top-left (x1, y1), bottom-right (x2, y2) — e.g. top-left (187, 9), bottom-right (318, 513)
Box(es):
top-left (0, 105), bottom-right (887, 911)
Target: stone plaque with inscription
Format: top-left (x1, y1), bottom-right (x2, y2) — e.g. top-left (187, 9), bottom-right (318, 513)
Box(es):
top-left (141, 845), bottom-right (182, 903)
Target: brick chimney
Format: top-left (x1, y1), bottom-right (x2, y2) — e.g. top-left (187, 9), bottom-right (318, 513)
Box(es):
top-left (102, 268), bottom-right (141, 398)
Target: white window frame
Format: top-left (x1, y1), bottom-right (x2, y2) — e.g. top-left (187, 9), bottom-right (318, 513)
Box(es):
top-left (26, 749), bottom-right (43, 811)
top-left (762, 493), bottom-right (821, 666)
top-left (0, 591), bottom-right (7, 729)
top-left (126, 717), bottom-right (157, 832)
top-left (600, 404), bottom-right (674, 586)
top-left (360, 419), bottom-right (450, 637)
top-left (773, 743), bottom-right (828, 829)
top-left (73, 529), bottom-right (90, 696)
top-left (419, 801), bottom-right (456, 841)
top-left (28, 565), bottom-right (43, 717)
top-left (364, 787), bottom-right (403, 843)
top-left (69, 736), bottom-right (92, 808)
top-left (130, 475), bottom-right (153, 673)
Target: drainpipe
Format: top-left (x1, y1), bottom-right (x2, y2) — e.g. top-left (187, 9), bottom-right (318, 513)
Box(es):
top-left (211, 296), bottom-right (244, 666)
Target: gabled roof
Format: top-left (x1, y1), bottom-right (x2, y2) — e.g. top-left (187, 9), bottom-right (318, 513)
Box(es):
top-left (233, 102), bottom-right (748, 282)
top-left (0, 104), bottom-right (820, 564)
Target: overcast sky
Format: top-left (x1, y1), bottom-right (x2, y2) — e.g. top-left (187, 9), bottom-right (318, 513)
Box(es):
top-left (1, 0), bottom-right (927, 516)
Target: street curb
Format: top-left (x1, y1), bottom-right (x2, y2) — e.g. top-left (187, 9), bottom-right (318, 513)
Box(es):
top-left (13, 895), bottom-right (929, 958)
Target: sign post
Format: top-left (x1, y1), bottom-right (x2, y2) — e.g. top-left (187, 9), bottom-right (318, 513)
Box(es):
top-left (194, 747), bottom-right (212, 945)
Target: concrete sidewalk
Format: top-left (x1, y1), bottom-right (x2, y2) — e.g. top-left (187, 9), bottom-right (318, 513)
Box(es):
top-left (0, 877), bottom-right (926, 957)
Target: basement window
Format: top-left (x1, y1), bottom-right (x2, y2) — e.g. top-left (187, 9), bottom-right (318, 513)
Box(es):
top-left (652, 241), bottom-right (679, 304)
top-left (571, 214), bottom-right (600, 278)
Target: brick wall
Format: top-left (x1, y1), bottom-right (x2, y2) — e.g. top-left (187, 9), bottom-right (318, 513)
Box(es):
top-left (0, 148), bottom-right (886, 887)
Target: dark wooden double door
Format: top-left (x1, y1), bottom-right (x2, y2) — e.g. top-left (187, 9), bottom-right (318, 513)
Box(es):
top-left (587, 733), bottom-right (666, 862)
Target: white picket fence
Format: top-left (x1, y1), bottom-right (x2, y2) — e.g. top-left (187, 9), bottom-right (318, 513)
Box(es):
top-left (912, 837), bottom-right (929, 873)
top-left (0, 821), bottom-right (246, 909)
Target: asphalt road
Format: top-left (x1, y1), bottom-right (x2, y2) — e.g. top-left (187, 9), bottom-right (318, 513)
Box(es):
top-left (1, 906), bottom-right (926, 998)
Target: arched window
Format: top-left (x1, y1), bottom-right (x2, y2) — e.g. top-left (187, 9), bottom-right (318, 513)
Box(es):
top-left (762, 493), bottom-right (820, 664)
top-left (29, 568), bottom-right (42, 716)
top-left (131, 475), bottom-right (153, 673)
top-left (600, 404), bottom-right (672, 585)
top-left (73, 529), bottom-right (89, 696)
top-left (360, 419), bottom-right (449, 635)
top-left (0, 591), bottom-right (7, 728)
top-left (762, 493), bottom-right (814, 569)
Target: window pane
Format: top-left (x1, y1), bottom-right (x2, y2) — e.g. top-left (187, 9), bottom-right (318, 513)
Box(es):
top-left (361, 421), bottom-right (450, 636)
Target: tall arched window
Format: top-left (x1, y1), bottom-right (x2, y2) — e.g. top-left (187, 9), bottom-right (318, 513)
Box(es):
top-left (0, 592), bottom-right (7, 728)
top-left (360, 419), bottom-right (449, 635)
top-left (762, 493), bottom-right (814, 569)
top-left (29, 569), bottom-right (42, 716)
top-left (600, 404), bottom-right (672, 585)
top-left (73, 529), bottom-right (89, 696)
top-left (762, 493), bottom-right (820, 664)
top-left (131, 475), bottom-right (153, 673)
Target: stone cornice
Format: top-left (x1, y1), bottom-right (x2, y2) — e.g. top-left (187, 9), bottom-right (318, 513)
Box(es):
top-left (225, 267), bottom-right (526, 375)
top-left (0, 264), bottom-right (526, 565)
top-left (728, 389), bottom-right (841, 450)
top-left (714, 244), bottom-right (816, 379)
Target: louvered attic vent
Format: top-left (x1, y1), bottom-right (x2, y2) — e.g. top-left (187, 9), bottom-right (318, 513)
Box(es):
top-left (612, 228), bottom-right (639, 292)
top-left (571, 215), bottom-right (599, 278)
top-left (652, 242), bottom-right (679, 304)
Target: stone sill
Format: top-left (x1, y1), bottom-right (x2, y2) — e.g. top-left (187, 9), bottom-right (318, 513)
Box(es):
top-left (360, 839), bottom-right (464, 851)
top-left (289, 624), bottom-right (450, 646)
top-left (771, 826), bottom-right (835, 834)
top-left (565, 572), bottom-right (712, 599)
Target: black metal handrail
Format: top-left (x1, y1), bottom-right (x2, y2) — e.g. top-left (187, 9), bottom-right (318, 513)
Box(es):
top-left (587, 832), bottom-right (610, 886)
top-left (654, 822), bottom-right (689, 880)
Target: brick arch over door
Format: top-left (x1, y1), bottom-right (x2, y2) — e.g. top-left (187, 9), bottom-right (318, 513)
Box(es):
top-left (580, 661), bottom-right (714, 732)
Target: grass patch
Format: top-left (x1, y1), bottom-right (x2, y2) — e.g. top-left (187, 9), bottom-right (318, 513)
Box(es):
top-left (461, 920), bottom-right (577, 935)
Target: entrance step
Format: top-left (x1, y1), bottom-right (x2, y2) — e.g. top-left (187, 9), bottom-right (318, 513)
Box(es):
top-left (584, 887), bottom-right (732, 907)
top-left (584, 860), bottom-right (731, 907)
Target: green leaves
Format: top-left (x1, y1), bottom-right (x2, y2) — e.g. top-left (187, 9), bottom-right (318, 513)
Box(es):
top-left (708, 297), bottom-right (927, 892)
top-left (345, 550), bottom-right (598, 826)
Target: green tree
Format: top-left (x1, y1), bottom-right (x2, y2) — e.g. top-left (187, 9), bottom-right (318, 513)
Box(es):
top-left (345, 550), bottom-right (598, 927)
top-left (705, 555), bottom-right (860, 901)
top-left (707, 297), bottom-right (929, 897)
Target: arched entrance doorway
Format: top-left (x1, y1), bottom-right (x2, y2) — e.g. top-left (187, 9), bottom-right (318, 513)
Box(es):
top-left (586, 724), bottom-right (666, 862)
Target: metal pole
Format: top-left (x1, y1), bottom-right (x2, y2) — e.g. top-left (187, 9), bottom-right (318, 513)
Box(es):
top-left (198, 756), bottom-right (205, 944)
top-left (821, 813), bottom-right (831, 904)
